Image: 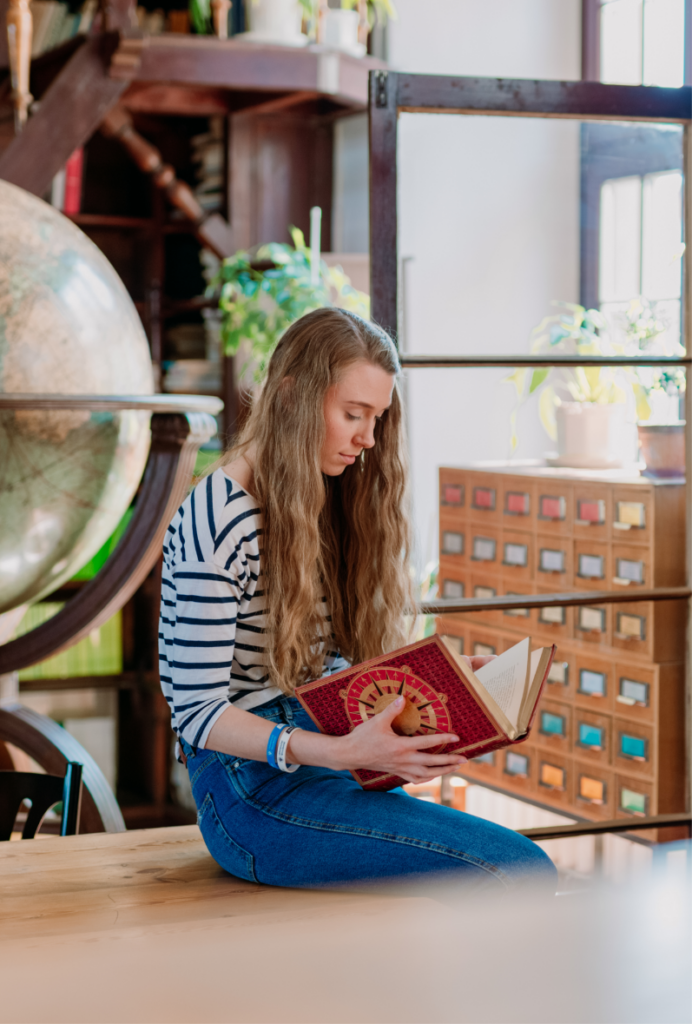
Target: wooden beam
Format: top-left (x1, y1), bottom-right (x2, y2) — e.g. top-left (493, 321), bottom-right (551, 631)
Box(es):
top-left (519, 811), bottom-right (691, 840)
top-left (122, 82), bottom-right (232, 114)
top-left (369, 69), bottom-right (398, 335)
top-left (581, 0), bottom-right (601, 82)
top-left (0, 33), bottom-right (127, 195)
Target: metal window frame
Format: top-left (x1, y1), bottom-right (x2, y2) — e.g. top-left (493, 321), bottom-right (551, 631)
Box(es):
top-left (368, 70), bottom-right (692, 836)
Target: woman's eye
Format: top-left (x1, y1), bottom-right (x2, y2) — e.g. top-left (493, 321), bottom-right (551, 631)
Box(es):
top-left (346, 413), bottom-right (361, 422)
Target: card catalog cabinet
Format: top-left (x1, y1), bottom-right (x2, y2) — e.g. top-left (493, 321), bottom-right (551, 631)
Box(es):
top-left (438, 465), bottom-right (686, 823)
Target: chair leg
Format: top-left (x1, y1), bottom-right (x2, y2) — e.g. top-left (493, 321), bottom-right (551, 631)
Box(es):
top-left (61, 762), bottom-right (83, 836)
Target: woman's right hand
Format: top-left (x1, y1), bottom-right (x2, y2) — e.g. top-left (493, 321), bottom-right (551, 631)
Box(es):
top-left (336, 696), bottom-right (466, 784)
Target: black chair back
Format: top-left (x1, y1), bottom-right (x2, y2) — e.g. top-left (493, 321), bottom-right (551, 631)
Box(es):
top-left (0, 762), bottom-right (83, 840)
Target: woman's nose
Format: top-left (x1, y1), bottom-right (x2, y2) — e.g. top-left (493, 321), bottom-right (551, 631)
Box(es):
top-left (354, 420), bottom-right (376, 449)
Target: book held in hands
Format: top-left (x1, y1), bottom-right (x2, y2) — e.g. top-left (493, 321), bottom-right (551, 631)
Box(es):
top-left (295, 634), bottom-right (556, 790)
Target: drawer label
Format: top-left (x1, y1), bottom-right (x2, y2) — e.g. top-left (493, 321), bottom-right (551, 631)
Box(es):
top-left (615, 558), bottom-right (644, 584)
top-left (620, 787), bottom-right (647, 815)
top-left (578, 668), bottom-right (606, 696)
top-left (442, 634), bottom-right (464, 656)
top-left (616, 612), bottom-right (645, 640)
top-left (474, 585), bottom-right (496, 599)
top-left (540, 711), bottom-right (566, 736)
top-left (540, 762), bottom-right (566, 790)
top-left (441, 483), bottom-right (464, 506)
top-left (619, 733), bottom-right (648, 761)
top-left (472, 750), bottom-right (495, 765)
top-left (472, 487), bottom-right (495, 510)
top-left (579, 775), bottom-right (605, 804)
top-left (472, 537), bottom-right (496, 561)
top-left (616, 501), bottom-right (645, 527)
top-left (539, 548), bottom-right (565, 573)
top-left (504, 542), bottom-right (528, 566)
top-left (618, 677), bottom-right (649, 706)
top-left (547, 661), bottom-right (569, 685)
top-left (578, 553), bottom-right (605, 579)
top-left (539, 605), bottom-right (566, 625)
top-left (442, 531), bottom-right (464, 555)
top-left (578, 722), bottom-right (604, 749)
top-left (505, 751), bottom-right (529, 777)
top-left (504, 594), bottom-right (530, 617)
top-left (442, 579), bottom-right (464, 600)
top-left (578, 606), bottom-right (606, 632)
top-left (505, 491), bottom-right (530, 515)
top-left (473, 642), bottom-right (496, 656)
top-left (539, 495), bottom-right (566, 520)
top-left (577, 499), bottom-right (606, 524)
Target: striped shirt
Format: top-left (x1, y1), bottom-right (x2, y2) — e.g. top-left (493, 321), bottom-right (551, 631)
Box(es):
top-left (159, 468), bottom-right (349, 748)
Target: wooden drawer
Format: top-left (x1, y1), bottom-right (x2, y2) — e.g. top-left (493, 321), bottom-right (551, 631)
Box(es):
top-left (574, 654), bottom-right (614, 711)
top-left (501, 528), bottom-right (533, 583)
top-left (611, 542), bottom-right (650, 590)
top-left (438, 557), bottom-right (468, 604)
top-left (574, 602), bottom-right (612, 647)
top-left (573, 482), bottom-right (610, 542)
top-left (499, 581), bottom-right (534, 632)
top-left (574, 762), bottom-right (615, 819)
top-left (574, 539), bottom-right (610, 587)
top-left (536, 750), bottom-right (573, 811)
top-left (573, 707), bottom-right (612, 766)
top-left (469, 570), bottom-right (501, 626)
top-left (534, 584), bottom-right (572, 640)
top-left (544, 651), bottom-right (576, 702)
top-left (469, 524), bottom-right (501, 574)
top-left (440, 513), bottom-right (467, 568)
top-left (611, 599), bottom-right (685, 662)
top-left (500, 477), bottom-right (535, 528)
top-left (615, 773), bottom-right (654, 819)
top-left (536, 484), bottom-right (572, 536)
top-left (439, 468), bottom-right (467, 519)
top-left (534, 697), bottom-right (572, 752)
top-left (613, 717), bottom-right (654, 778)
top-left (466, 473), bottom-right (501, 526)
top-left (611, 485), bottom-right (653, 545)
top-left (614, 662), bottom-right (655, 725)
top-left (536, 533), bottom-right (572, 586)
top-left (460, 749), bottom-right (501, 785)
top-left (436, 623), bottom-right (467, 660)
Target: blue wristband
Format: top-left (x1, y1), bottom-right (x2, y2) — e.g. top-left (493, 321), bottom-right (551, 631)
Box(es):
top-left (266, 724), bottom-right (285, 770)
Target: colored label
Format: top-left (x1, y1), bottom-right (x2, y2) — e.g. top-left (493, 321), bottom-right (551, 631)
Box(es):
top-left (540, 763), bottom-right (565, 789)
top-left (616, 501), bottom-right (645, 527)
top-left (578, 607), bottom-right (605, 632)
top-left (539, 605), bottom-right (565, 625)
top-left (540, 711), bottom-right (565, 736)
top-left (473, 487), bottom-right (495, 509)
top-left (474, 642), bottom-right (496, 656)
top-left (474, 585), bottom-right (496, 599)
top-left (620, 787), bottom-right (646, 815)
top-left (617, 613), bottom-right (645, 639)
top-left (619, 678), bottom-right (648, 705)
top-left (620, 733), bottom-right (647, 760)
top-left (539, 495), bottom-right (566, 520)
top-left (506, 492), bottom-right (529, 515)
top-left (616, 558), bottom-right (644, 583)
top-left (579, 669), bottom-right (606, 695)
top-left (579, 775), bottom-right (605, 803)
top-left (505, 751), bottom-right (529, 776)
top-left (578, 499), bottom-right (605, 523)
top-left (578, 722), bottom-right (604, 748)
top-left (547, 661), bottom-right (568, 685)
top-left (473, 751), bottom-right (495, 765)
top-left (442, 484), bottom-right (464, 506)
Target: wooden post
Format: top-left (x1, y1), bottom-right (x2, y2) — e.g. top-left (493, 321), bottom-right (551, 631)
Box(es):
top-left (211, 0), bottom-right (232, 39)
top-left (6, 0), bottom-right (33, 132)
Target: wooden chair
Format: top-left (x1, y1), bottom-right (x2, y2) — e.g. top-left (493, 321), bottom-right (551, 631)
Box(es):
top-left (0, 761), bottom-right (82, 840)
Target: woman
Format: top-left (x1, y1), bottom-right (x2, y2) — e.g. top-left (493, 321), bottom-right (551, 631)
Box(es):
top-left (159, 308), bottom-right (556, 892)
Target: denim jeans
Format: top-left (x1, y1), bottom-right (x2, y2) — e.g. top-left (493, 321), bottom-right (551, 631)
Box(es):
top-left (181, 695), bottom-right (557, 893)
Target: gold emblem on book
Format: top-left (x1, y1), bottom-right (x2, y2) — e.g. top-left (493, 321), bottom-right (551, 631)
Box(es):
top-left (340, 664), bottom-right (451, 744)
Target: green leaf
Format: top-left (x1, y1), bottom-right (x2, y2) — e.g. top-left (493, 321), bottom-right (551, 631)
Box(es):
top-left (528, 367), bottom-right (549, 394)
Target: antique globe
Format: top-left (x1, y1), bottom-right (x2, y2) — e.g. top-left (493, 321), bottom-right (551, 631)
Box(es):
top-left (0, 180), bottom-right (154, 615)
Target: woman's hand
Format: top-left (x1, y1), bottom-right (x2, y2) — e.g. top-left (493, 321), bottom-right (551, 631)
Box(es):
top-left (337, 696), bottom-right (466, 785)
top-left (463, 654), bottom-right (496, 672)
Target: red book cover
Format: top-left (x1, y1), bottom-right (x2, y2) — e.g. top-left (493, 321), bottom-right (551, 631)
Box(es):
top-left (63, 148), bottom-right (84, 215)
top-left (296, 634), bottom-right (555, 791)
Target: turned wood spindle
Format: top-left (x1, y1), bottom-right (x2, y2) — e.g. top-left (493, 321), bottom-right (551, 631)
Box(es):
top-left (6, 0), bottom-right (33, 133)
top-left (210, 0), bottom-right (231, 38)
top-left (357, 0), bottom-right (368, 45)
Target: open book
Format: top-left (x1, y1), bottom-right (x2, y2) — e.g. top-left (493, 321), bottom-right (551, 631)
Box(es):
top-left (295, 634), bottom-right (556, 790)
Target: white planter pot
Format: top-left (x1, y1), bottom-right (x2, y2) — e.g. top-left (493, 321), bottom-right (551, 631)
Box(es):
top-left (237, 0), bottom-right (307, 47)
top-left (323, 9), bottom-right (366, 56)
top-left (551, 402), bottom-right (628, 469)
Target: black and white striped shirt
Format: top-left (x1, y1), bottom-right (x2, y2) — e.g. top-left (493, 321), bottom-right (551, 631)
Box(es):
top-left (159, 468), bottom-right (349, 748)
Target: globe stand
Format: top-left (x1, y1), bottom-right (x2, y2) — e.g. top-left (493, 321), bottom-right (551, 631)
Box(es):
top-left (0, 394), bottom-right (222, 832)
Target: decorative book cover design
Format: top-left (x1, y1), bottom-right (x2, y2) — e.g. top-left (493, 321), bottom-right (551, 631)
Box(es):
top-left (296, 634), bottom-right (554, 791)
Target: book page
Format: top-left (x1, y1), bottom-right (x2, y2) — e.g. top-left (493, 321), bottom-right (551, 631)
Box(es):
top-left (517, 645), bottom-right (554, 734)
top-left (474, 638), bottom-right (530, 730)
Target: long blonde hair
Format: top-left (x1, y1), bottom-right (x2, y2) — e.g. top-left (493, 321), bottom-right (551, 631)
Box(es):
top-left (221, 307), bottom-right (412, 694)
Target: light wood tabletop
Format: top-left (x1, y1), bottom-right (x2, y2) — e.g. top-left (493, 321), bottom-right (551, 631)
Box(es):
top-left (0, 825), bottom-right (689, 1024)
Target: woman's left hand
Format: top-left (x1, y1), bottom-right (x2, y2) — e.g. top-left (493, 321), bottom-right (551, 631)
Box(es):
top-left (463, 654), bottom-right (496, 672)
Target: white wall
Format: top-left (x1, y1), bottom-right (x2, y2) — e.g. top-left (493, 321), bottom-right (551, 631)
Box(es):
top-left (331, 0), bottom-right (583, 571)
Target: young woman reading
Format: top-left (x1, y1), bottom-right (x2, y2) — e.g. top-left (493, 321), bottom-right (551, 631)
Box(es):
top-left (159, 308), bottom-right (557, 892)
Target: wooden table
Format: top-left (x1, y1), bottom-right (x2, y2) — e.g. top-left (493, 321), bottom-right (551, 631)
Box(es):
top-left (0, 825), bottom-right (689, 1023)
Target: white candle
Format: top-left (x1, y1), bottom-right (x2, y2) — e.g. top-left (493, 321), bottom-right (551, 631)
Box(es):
top-left (310, 205), bottom-right (322, 286)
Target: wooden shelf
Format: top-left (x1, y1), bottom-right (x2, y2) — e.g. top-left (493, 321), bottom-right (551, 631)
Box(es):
top-left (67, 213), bottom-right (153, 229)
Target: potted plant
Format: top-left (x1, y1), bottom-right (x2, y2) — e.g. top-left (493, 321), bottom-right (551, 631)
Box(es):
top-left (505, 303), bottom-right (636, 468)
top-left (320, 0), bottom-right (396, 56)
top-left (213, 225), bottom-right (369, 385)
top-left (623, 297), bottom-right (685, 478)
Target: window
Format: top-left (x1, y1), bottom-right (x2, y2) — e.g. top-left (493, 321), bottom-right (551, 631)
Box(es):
top-left (600, 0), bottom-right (687, 88)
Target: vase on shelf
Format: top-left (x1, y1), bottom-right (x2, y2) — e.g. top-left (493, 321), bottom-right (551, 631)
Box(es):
top-left (637, 422), bottom-right (685, 479)
top-left (322, 8), bottom-right (366, 56)
top-left (236, 0), bottom-right (308, 47)
top-left (548, 401), bottom-right (630, 469)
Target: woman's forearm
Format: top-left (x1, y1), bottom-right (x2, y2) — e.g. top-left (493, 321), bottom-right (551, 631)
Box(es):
top-left (205, 704), bottom-right (350, 770)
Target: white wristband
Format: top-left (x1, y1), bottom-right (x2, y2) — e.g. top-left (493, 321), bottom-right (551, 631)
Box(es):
top-left (276, 726), bottom-right (301, 773)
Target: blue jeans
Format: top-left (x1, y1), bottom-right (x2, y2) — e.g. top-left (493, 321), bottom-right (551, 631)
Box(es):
top-left (182, 695), bottom-right (557, 893)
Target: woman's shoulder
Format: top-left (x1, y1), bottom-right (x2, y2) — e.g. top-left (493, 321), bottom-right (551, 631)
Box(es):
top-left (167, 469), bottom-right (263, 573)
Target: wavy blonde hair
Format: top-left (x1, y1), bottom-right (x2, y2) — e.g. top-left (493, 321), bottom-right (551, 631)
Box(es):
top-left (220, 307), bottom-right (413, 694)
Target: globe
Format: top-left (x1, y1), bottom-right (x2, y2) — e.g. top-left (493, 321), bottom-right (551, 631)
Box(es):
top-left (0, 180), bottom-right (154, 615)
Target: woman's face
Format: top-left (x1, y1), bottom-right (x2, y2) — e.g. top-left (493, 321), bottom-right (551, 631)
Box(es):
top-left (320, 360), bottom-right (395, 476)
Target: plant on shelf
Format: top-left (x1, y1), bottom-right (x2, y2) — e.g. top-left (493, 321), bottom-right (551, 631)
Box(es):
top-left (622, 297), bottom-right (685, 424)
top-left (213, 226), bottom-right (369, 379)
top-left (504, 302), bottom-right (642, 469)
